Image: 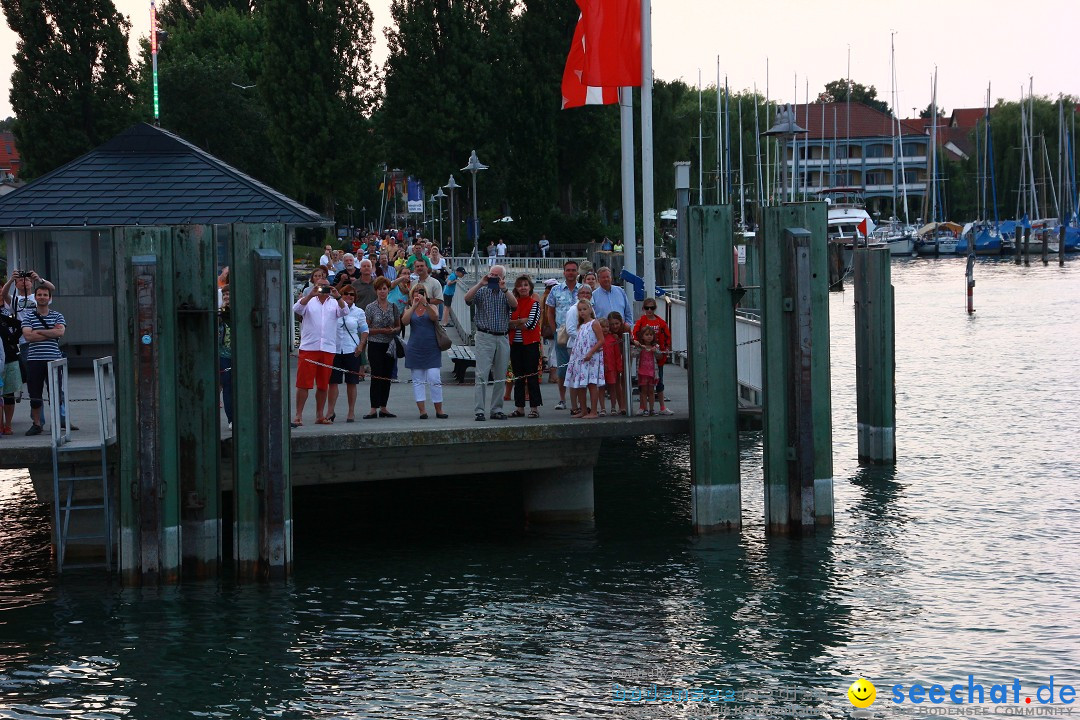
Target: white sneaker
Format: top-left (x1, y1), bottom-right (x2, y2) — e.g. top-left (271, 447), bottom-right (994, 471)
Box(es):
top-left (658, 408), bottom-right (674, 415)
top-left (555, 401), bottom-right (566, 410)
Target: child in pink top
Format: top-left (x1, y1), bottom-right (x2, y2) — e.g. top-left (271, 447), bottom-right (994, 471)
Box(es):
top-left (635, 325), bottom-right (660, 415)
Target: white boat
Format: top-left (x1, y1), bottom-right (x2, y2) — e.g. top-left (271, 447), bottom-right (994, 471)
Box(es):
top-left (819, 188), bottom-right (887, 271)
top-left (872, 221), bottom-right (918, 256)
top-left (916, 222), bottom-right (962, 255)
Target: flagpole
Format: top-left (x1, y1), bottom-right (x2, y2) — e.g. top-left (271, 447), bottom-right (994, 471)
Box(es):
top-left (620, 87), bottom-right (637, 281)
top-left (641, 0), bottom-right (656, 299)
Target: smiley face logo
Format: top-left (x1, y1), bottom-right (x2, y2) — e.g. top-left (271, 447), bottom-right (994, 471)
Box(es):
top-left (847, 678), bottom-right (877, 708)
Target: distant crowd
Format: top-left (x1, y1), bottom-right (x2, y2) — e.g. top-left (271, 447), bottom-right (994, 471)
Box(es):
top-left (285, 231), bottom-right (673, 425)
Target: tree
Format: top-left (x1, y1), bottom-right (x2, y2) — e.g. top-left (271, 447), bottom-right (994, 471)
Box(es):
top-left (919, 103), bottom-right (946, 119)
top-left (261, 0), bottom-right (377, 215)
top-left (819, 79), bottom-right (889, 114)
top-left (2, 0), bottom-right (138, 178)
top-left (140, 5), bottom-right (280, 186)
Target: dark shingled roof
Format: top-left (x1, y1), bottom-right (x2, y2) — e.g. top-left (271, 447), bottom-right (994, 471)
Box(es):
top-left (0, 123), bottom-right (330, 229)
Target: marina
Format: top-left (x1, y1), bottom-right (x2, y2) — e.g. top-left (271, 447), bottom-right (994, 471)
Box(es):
top-left (1, 258), bottom-right (1076, 718)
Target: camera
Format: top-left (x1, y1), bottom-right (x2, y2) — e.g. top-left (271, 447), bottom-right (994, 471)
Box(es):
top-left (487, 276), bottom-right (501, 290)
top-left (317, 285), bottom-right (332, 294)
top-left (15, 270), bottom-right (33, 279)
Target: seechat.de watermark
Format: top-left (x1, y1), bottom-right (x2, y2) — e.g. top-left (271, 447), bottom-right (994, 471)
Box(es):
top-left (848, 676), bottom-right (1076, 714)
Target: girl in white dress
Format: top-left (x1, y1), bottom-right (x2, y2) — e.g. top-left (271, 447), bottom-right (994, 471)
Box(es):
top-left (565, 300), bottom-right (605, 419)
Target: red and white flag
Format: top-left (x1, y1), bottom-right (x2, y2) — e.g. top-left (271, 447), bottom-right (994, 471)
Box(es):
top-left (561, 0), bottom-right (641, 110)
top-left (857, 218), bottom-right (869, 237)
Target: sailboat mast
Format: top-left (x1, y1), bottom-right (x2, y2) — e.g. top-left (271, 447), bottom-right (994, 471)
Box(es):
top-left (1027, 80), bottom-right (1039, 218)
top-left (986, 84), bottom-right (1000, 227)
top-left (725, 76), bottom-right (732, 205)
top-left (738, 96), bottom-right (745, 226)
top-left (929, 70), bottom-right (938, 224)
top-left (698, 70), bottom-right (704, 205)
top-left (890, 32), bottom-right (897, 220)
top-left (716, 59), bottom-right (723, 204)
top-left (754, 84), bottom-right (764, 211)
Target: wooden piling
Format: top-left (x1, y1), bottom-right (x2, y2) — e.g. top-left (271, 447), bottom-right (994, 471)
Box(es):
top-left (686, 205), bottom-right (741, 532)
top-left (1041, 229), bottom-right (1049, 265)
top-left (1015, 227), bottom-right (1022, 265)
top-left (1023, 227), bottom-right (1031, 266)
top-left (1061, 225), bottom-right (1067, 267)
top-left (760, 204), bottom-right (833, 533)
top-left (173, 225), bottom-right (221, 577)
top-left (854, 247), bottom-right (896, 464)
top-left (230, 225), bottom-right (292, 580)
top-left (114, 228), bottom-right (182, 584)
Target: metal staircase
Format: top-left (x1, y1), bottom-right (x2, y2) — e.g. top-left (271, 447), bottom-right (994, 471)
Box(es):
top-left (49, 357), bottom-right (117, 572)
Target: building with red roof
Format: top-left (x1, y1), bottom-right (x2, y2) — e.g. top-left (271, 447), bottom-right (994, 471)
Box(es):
top-left (777, 102), bottom-right (930, 215)
top-left (0, 132), bottom-right (21, 179)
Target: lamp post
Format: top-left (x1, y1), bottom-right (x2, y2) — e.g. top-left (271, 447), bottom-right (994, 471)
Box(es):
top-left (462, 150), bottom-right (488, 260)
top-left (427, 194), bottom-right (438, 241)
top-left (762, 103), bottom-right (807, 203)
top-left (434, 187), bottom-right (447, 249)
top-left (443, 175), bottom-right (461, 258)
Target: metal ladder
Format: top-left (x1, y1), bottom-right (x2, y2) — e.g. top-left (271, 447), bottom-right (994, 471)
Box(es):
top-left (49, 357), bottom-right (117, 572)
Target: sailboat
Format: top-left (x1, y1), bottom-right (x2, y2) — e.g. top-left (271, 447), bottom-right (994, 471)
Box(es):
top-left (916, 70), bottom-right (960, 255)
top-left (873, 33), bottom-right (917, 256)
top-left (958, 87), bottom-right (1003, 255)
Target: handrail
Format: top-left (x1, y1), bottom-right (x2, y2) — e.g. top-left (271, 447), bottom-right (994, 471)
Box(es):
top-left (47, 358), bottom-right (70, 447)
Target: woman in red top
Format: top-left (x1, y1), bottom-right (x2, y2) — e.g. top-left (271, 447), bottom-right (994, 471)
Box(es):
top-left (631, 299), bottom-right (673, 414)
top-left (508, 275), bottom-right (543, 418)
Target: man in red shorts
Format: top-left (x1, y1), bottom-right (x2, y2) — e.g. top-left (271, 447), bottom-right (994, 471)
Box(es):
top-left (292, 278), bottom-right (348, 427)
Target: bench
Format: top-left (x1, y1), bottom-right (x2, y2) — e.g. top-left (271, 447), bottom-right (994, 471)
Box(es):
top-left (449, 344), bottom-right (476, 384)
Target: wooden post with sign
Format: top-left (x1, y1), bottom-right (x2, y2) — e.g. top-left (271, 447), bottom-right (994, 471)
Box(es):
top-left (760, 204), bottom-right (833, 533)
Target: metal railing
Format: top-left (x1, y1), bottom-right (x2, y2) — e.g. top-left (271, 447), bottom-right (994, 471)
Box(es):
top-left (662, 296), bottom-right (761, 396)
top-left (446, 255), bottom-right (583, 281)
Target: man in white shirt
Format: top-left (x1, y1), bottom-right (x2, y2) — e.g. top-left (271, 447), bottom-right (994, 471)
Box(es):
top-left (496, 239), bottom-right (507, 258)
top-left (292, 281), bottom-right (348, 427)
top-left (538, 234), bottom-right (550, 258)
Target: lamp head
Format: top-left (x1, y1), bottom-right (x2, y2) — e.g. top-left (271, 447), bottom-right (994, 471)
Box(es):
top-left (762, 103), bottom-right (808, 137)
top-left (462, 150), bottom-right (489, 173)
top-left (444, 175), bottom-right (460, 190)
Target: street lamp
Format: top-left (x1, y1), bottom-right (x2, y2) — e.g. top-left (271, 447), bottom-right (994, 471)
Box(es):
top-left (762, 103), bottom-right (807, 203)
top-left (433, 187), bottom-right (447, 249)
top-left (443, 175), bottom-right (461, 257)
top-left (427, 194), bottom-right (437, 241)
top-left (462, 150), bottom-right (488, 260)
top-left (361, 206), bottom-right (367, 231)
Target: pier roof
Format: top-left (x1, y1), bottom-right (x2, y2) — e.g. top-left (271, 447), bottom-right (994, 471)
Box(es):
top-left (0, 123), bottom-right (329, 229)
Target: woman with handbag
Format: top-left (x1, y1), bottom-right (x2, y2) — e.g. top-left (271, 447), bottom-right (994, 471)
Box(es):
top-left (363, 277), bottom-right (400, 419)
top-left (327, 286), bottom-right (369, 422)
top-left (402, 285), bottom-right (448, 419)
top-left (508, 275), bottom-right (543, 417)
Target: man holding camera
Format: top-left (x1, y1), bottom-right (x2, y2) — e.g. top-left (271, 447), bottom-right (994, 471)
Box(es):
top-left (464, 264), bottom-right (517, 421)
top-left (291, 280), bottom-right (348, 427)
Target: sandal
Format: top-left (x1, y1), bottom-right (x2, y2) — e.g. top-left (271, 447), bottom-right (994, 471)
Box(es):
top-left (509, 410), bottom-right (526, 418)
top-left (290, 420), bottom-right (303, 428)
top-left (597, 409), bottom-right (606, 417)
top-left (527, 410), bottom-right (539, 418)
top-left (315, 417), bottom-right (333, 425)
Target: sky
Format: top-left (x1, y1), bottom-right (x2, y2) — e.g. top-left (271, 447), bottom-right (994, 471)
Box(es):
top-left (0, 0), bottom-right (1077, 121)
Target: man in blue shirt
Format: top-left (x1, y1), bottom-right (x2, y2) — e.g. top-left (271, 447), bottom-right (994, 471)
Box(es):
top-left (591, 267), bottom-right (633, 332)
top-left (544, 260), bottom-right (583, 411)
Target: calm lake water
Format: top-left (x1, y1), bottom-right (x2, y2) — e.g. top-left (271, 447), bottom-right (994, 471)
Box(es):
top-left (1, 258), bottom-right (1078, 719)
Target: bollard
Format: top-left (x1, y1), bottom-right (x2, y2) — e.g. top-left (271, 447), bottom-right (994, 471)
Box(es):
top-left (854, 247), bottom-right (896, 464)
top-left (686, 205), bottom-right (741, 532)
top-left (966, 253), bottom-right (976, 315)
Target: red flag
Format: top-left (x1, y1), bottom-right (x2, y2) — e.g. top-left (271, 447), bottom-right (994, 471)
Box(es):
top-left (561, 14), bottom-right (619, 109)
top-left (579, 0), bottom-right (641, 88)
top-left (857, 218), bottom-right (869, 237)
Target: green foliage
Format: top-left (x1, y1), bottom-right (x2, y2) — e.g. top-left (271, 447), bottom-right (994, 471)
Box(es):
top-left (261, 0), bottom-right (377, 216)
top-left (820, 79), bottom-right (889, 114)
top-left (141, 6), bottom-right (279, 185)
top-left (2, 0), bottom-right (138, 178)
top-left (920, 103), bottom-right (945, 119)
top-left (0, 117), bottom-right (13, 132)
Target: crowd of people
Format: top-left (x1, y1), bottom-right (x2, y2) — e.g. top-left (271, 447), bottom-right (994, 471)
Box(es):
top-left (290, 235), bottom-right (675, 425)
top-left (0, 269), bottom-right (75, 437)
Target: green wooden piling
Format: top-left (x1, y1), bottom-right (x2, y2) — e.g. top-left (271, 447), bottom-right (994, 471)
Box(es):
top-left (1060, 225), bottom-right (1067, 267)
top-left (686, 205), bottom-right (741, 532)
top-left (854, 247), bottom-right (896, 464)
top-left (230, 225), bottom-right (291, 579)
top-left (173, 225), bottom-right (221, 577)
top-left (114, 228), bottom-right (181, 584)
top-left (1015, 227), bottom-right (1022, 265)
top-left (760, 204), bottom-right (833, 533)
top-left (1023, 227), bottom-right (1031, 266)
top-left (1041, 229), bottom-right (1049, 264)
